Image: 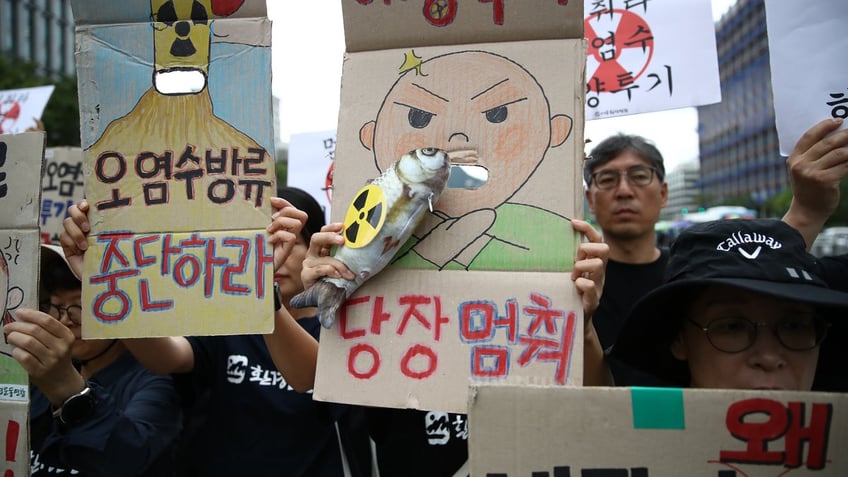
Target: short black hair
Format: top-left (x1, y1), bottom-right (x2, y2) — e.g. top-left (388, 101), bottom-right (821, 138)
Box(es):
top-left (277, 186), bottom-right (326, 243)
top-left (584, 133), bottom-right (666, 186)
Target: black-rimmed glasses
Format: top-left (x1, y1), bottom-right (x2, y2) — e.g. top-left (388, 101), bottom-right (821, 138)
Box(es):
top-left (40, 302), bottom-right (83, 325)
top-left (589, 165), bottom-right (659, 190)
top-left (687, 316), bottom-right (831, 353)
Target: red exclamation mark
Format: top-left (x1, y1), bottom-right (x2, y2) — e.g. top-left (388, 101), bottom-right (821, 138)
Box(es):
top-left (4, 419), bottom-right (19, 477)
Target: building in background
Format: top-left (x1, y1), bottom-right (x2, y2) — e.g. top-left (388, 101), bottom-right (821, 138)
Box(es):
top-left (697, 0), bottom-right (785, 208)
top-left (661, 160), bottom-right (700, 220)
top-left (1, 0), bottom-right (75, 78)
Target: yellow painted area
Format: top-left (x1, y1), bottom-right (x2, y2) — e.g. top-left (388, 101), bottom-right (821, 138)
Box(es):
top-left (81, 229), bottom-right (274, 338)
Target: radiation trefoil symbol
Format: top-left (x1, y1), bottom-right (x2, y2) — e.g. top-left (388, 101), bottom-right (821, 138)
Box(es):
top-left (343, 184), bottom-right (386, 248)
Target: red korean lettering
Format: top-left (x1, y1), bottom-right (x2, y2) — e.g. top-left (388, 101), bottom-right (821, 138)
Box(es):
top-left (254, 233), bottom-right (274, 298)
top-left (89, 269), bottom-right (140, 322)
top-left (220, 238), bottom-right (250, 295)
top-left (478, 0), bottom-right (504, 25)
top-left (370, 296), bottom-right (392, 335)
top-left (471, 346), bottom-right (509, 379)
top-left (400, 344), bottom-right (437, 379)
top-left (348, 343), bottom-right (380, 379)
top-left (339, 296), bottom-right (372, 339)
top-left (720, 399), bottom-right (834, 468)
top-left (139, 279), bottom-right (172, 311)
top-left (397, 295), bottom-right (449, 340)
top-left (98, 232), bottom-right (133, 273)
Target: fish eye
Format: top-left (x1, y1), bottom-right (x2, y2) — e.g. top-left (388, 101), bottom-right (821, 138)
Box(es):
top-left (420, 147), bottom-right (437, 156)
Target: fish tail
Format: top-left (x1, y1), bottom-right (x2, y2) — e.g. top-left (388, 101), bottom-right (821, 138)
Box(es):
top-left (290, 280), bottom-right (348, 329)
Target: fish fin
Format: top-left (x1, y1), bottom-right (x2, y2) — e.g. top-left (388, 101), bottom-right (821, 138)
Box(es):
top-left (291, 280), bottom-right (348, 329)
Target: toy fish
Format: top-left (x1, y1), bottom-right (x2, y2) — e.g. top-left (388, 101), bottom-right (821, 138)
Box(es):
top-left (290, 147), bottom-right (451, 328)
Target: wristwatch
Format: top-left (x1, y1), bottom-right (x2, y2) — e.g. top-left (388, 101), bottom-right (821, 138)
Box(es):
top-left (52, 386), bottom-right (97, 426)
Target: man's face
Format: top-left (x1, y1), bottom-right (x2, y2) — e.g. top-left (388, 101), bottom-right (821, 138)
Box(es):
top-left (585, 150), bottom-right (667, 241)
top-left (671, 286), bottom-right (820, 391)
top-left (370, 51), bottom-right (553, 217)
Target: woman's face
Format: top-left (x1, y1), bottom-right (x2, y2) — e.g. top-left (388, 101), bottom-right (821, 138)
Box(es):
top-left (671, 286), bottom-right (821, 391)
top-left (274, 234), bottom-right (308, 302)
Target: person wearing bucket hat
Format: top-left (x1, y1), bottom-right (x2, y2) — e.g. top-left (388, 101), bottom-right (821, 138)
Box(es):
top-left (2, 244), bottom-right (181, 476)
top-left (610, 218), bottom-right (848, 391)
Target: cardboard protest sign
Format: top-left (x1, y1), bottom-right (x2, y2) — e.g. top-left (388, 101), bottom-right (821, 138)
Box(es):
top-left (0, 85), bottom-right (55, 135)
top-left (287, 130), bottom-right (335, 224)
top-left (313, 1), bottom-right (586, 413)
top-left (71, 0), bottom-right (275, 338)
top-left (584, 0), bottom-right (721, 120)
top-left (765, 0), bottom-right (848, 156)
top-left (40, 147), bottom-right (85, 245)
top-left (469, 385), bottom-right (848, 476)
top-left (0, 132), bottom-right (46, 477)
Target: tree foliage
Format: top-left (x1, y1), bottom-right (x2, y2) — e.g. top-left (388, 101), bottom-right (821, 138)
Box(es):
top-left (0, 56), bottom-right (80, 147)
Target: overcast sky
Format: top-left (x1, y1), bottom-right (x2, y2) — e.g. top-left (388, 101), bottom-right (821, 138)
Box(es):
top-left (267, 0), bottom-right (738, 172)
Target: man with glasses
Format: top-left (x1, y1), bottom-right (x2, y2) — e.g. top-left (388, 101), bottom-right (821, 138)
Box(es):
top-left (2, 244), bottom-right (181, 476)
top-left (609, 219), bottom-right (848, 391)
top-left (583, 134), bottom-right (669, 372)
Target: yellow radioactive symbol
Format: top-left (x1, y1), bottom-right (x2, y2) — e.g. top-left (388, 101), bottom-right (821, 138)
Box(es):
top-left (343, 184), bottom-right (386, 248)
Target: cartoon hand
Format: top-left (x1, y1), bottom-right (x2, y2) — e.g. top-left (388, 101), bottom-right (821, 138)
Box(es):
top-left (412, 208), bottom-right (496, 268)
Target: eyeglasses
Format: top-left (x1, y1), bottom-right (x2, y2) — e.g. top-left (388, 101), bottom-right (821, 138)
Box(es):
top-left (589, 165), bottom-right (659, 190)
top-left (687, 316), bottom-right (831, 353)
top-left (40, 302), bottom-right (83, 325)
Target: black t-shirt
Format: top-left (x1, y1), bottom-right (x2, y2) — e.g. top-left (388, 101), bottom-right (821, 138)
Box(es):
top-left (368, 407), bottom-right (468, 477)
top-left (594, 249), bottom-right (670, 387)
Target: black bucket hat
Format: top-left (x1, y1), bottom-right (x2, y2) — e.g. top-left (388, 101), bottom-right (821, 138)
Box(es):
top-left (611, 219), bottom-right (848, 391)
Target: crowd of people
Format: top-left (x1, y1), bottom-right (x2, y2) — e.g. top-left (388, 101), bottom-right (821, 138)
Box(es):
top-left (1, 114), bottom-right (845, 476)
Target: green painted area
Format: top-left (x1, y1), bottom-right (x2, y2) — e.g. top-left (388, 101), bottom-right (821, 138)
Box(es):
top-left (630, 387), bottom-right (685, 429)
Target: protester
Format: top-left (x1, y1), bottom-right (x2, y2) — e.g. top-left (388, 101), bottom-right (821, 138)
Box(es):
top-left (301, 218), bottom-right (608, 477)
top-left (583, 133), bottom-right (668, 352)
top-left (610, 219), bottom-right (848, 391)
top-left (59, 190), bottom-right (372, 477)
top-left (3, 244), bottom-right (181, 476)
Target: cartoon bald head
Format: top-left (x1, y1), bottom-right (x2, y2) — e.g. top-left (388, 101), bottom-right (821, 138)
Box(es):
top-left (360, 50), bottom-right (572, 218)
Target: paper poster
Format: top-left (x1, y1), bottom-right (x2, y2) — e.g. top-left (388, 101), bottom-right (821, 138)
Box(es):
top-left (0, 85), bottom-right (55, 134)
top-left (71, 0), bottom-right (276, 338)
top-left (765, 0), bottom-right (848, 156)
top-left (40, 147), bottom-right (85, 245)
top-left (469, 385), bottom-right (848, 476)
top-left (584, 0), bottom-right (721, 120)
top-left (313, 1), bottom-right (586, 413)
top-left (287, 130), bottom-right (335, 224)
top-left (0, 132), bottom-right (46, 477)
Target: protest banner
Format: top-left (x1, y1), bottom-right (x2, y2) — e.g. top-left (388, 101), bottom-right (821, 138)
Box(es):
top-left (40, 147), bottom-right (85, 245)
top-left (469, 385), bottom-right (848, 476)
top-left (71, 0), bottom-right (275, 338)
top-left (765, 0), bottom-right (848, 156)
top-left (314, 0), bottom-right (586, 413)
top-left (287, 130), bottom-right (336, 224)
top-left (0, 131), bottom-right (46, 477)
top-left (584, 0), bottom-right (721, 120)
top-left (0, 85), bottom-right (55, 134)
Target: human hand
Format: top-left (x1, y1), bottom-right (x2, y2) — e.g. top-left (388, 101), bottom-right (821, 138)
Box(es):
top-left (4, 308), bottom-right (85, 405)
top-left (301, 223), bottom-right (354, 290)
top-left (59, 200), bottom-right (91, 279)
top-left (570, 219), bottom-right (608, 327)
top-left (784, 118), bottom-right (848, 247)
top-left (268, 197), bottom-right (307, 271)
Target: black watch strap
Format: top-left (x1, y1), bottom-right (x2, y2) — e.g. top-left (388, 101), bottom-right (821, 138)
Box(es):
top-left (53, 386), bottom-right (97, 426)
